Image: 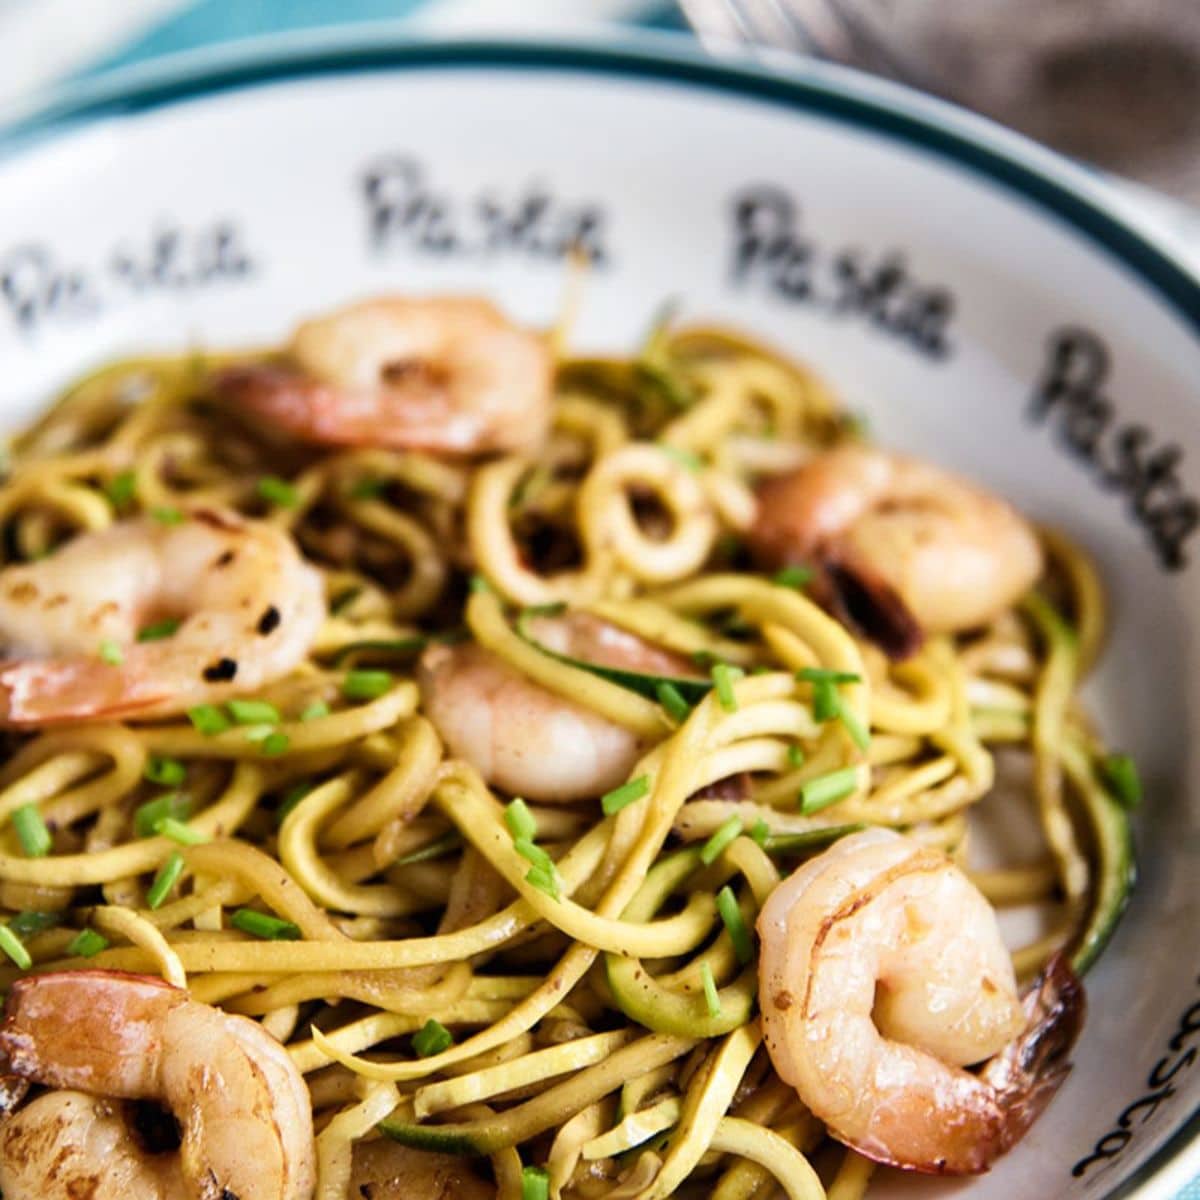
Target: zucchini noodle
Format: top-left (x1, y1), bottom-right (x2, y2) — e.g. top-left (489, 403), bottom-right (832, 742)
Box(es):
top-left (0, 312), bottom-right (1132, 1199)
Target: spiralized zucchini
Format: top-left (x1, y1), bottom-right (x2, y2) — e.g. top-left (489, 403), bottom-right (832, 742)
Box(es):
top-left (0, 316), bottom-right (1132, 1199)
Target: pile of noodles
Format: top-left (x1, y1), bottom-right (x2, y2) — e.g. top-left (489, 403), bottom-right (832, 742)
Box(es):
top-left (0, 315), bottom-right (1123, 1199)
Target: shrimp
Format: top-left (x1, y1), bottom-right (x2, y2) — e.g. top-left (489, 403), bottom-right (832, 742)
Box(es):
top-left (749, 445), bottom-right (1043, 656)
top-left (757, 829), bottom-right (1084, 1174)
top-left (350, 1138), bottom-right (495, 1199)
top-left (0, 508), bottom-right (325, 726)
top-left (0, 970), bottom-right (315, 1200)
top-left (215, 296), bottom-right (553, 456)
top-left (418, 612), bottom-right (692, 803)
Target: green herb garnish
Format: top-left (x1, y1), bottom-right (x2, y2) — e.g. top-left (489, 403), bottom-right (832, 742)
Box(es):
top-left (412, 1018), bottom-right (454, 1058)
top-left (700, 816), bottom-right (743, 866)
top-left (716, 886), bottom-right (753, 965)
top-left (601, 775), bottom-right (650, 816)
top-left (146, 852), bottom-right (185, 909)
top-left (256, 475), bottom-right (298, 508)
top-left (12, 804), bottom-right (50, 857)
top-left (799, 767), bottom-right (859, 814)
top-left (231, 908), bottom-right (301, 940)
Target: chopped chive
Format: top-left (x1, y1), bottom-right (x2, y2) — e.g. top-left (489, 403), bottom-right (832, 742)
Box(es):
top-left (1099, 752), bottom-right (1142, 809)
top-left (145, 852), bottom-right (185, 909)
top-left (260, 732), bottom-right (290, 757)
top-left (348, 476), bottom-right (387, 499)
top-left (690, 649), bottom-right (719, 669)
top-left (256, 475), bottom-right (298, 507)
top-left (658, 443), bottom-right (703, 472)
top-left (525, 863), bottom-right (560, 900)
top-left (275, 783), bottom-right (313, 825)
top-left (521, 1166), bottom-right (551, 1200)
top-left (242, 724), bottom-right (275, 743)
top-left (601, 775), bottom-right (650, 816)
top-left (330, 586), bottom-right (362, 616)
top-left (144, 755), bottom-right (186, 788)
top-left (712, 663), bottom-right (744, 713)
top-left (105, 469), bottom-right (137, 508)
top-left (700, 816), bottom-right (743, 866)
top-left (12, 804), bottom-right (50, 858)
top-left (412, 1018), bottom-right (454, 1058)
top-left (786, 745), bottom-right (806, 769)
top-left (750, 818), bottom-right (771, 847)
top-left (772, 565), bottom-right (814, 590)
top-left (0, 925), bottom-right (31, 970)
top-left (98, 638), bottom-right (123, 665)
top-left (837, 704), bottom-right (871, 752)
top-left (151, 506), bottom-right (184, 525)
top-left (8, 911), bottom-right (58, 937)
top-left (231, 908), bottom-right (301, 940)
top-left (799, 767), bottom-right (859, 814)
top-left (137, 617), bottom-right (181, 643)
top-left (341, 670), bottom-right (392, 701)
top-left (656, 681), bottom-right (692, 723)
top-left (716, 886), bottom-right (754, 965)
top-left (700, 961), bottom-right (722, 1018)
top-left (469, 573), bottom-right (492, 594)
top-left (300, 700), bottom-right (330, 722)
top-left (227, 698), bottom-right (281, 725)
top-left (514, 838), bottom-right (554, 872)
top-left (134, 792), bottom-right (192, 838)
top-left (504, 798), bottom-right (537, 842)
top-left (67, 928), bottom-right (108, 958)
top-left (811, 678), bottom-right (840, 723)
top-left (188, 704), bottom-right (230, 736)
top-left (796, 667), bottom-right (862, 684)
top-left (394, 830), bottom-right (461, 866)
top-left (154, 817), bottom-right (208, 846)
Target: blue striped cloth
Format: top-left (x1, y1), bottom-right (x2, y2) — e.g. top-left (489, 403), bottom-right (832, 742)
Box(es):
top-left (0, 1), bottom-right (1196, 1195)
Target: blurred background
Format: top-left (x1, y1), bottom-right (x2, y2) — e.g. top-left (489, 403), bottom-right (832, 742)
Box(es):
top-left (2, 0), bottom-right (1198, 258)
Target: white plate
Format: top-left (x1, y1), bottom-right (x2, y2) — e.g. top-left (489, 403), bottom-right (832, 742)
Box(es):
top-left (0, 30), bottom-right (1197, 1200)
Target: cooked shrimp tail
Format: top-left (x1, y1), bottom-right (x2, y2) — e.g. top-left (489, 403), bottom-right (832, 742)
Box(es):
top-left (750, 446), bottom-right (1043, 655)
top-left (758, 829), bottom-right (1084, 1175)
top-left (822, 559), bottom-right (924, 660)
top-left (982, 952), bottom-right (1086, 1156)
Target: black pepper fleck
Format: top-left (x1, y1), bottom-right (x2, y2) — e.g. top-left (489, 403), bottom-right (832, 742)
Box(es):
top-left (213, 550), bottom-right (236, 568)
top-left (257, 605), bottom-right (281, 635)
top-left (203, 658), bottom-right (238, 682)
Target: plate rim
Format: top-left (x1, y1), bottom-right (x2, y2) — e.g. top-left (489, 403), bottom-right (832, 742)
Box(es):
top-left (0, 26), bottom-right (1198, 1200)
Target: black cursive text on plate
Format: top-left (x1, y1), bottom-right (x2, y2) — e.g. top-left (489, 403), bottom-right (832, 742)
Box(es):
top-left (1072, 975), bottom-right (1200, 1178)
top-left (0, 220), bottom-right (254, 337)
top-left (729, 184), bottom-right (955, 360)
top-left (362, 155), bottom-right (610, 265)
top-left (1030, 328), bottom-right (1199, 572)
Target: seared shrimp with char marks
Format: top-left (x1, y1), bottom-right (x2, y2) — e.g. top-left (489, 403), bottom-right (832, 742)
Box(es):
top-left (749, 445), bottom-right (1043, 656)
top-left (418, 611), bottom-right (694, 803)
top-left (0, 508), bottom-right (325, 726)
top-left (216, 296), bottom-right (553, 456)
top-left (0, 969), bottom-right (315, 1200)
top-left (757, 828), bottom-right (1084, 1174)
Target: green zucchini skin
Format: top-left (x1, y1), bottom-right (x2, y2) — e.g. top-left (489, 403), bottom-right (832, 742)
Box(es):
top-left (378, 1119), bottom-right (489, 1157)
top-left (1070, 765), bottom-right (1136, 977)
top-left (517, 616), bottom-right (713, 703)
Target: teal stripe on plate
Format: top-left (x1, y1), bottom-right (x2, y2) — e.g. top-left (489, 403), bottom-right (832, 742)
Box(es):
top-left (82, 0), bottom-right (686, 78)
top-left (84, 0), bottom-right (446, 76)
